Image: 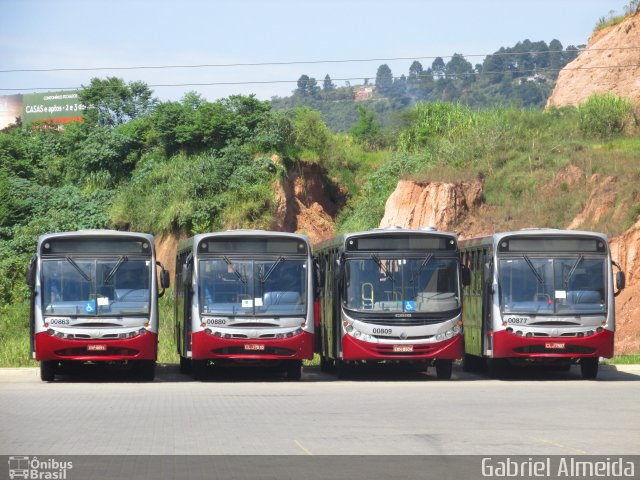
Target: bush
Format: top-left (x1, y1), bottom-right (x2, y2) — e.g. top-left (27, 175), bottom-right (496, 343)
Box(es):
top-left (578, 93), bottom-right (637, 138)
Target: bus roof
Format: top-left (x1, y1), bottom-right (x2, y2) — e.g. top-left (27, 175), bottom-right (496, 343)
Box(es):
top-left (314, 227), bottom-right (458, 253)
top-left (459, 228), bottom-right (609, 250)
top-left (177, 230), bottom-right (311, 255)
top-left (37, 230), bottom-right (155, 248)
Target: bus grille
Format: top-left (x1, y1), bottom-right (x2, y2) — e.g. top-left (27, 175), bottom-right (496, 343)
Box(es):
top-left (213, 347), bottom-right (296, 356)
top-left (54, 347), bottom-right (139, 357)
top-left (363, 318), bottom-right (447, 327)
top-left (513, 345), bottom-right (595, 354)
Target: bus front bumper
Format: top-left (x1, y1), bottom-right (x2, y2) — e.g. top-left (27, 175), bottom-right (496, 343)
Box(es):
top-left (492, 329), bottom-right (614, 359)
top-left (342, 333), bottom-right (463, 361)
top-left (34, 331), bottom-right (157, 362)
top-left (191, 330), bottom-right (314, 360)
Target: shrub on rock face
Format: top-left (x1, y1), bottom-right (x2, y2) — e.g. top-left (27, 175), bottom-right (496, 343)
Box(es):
top-left (578, 93), bottom-right (637, 138)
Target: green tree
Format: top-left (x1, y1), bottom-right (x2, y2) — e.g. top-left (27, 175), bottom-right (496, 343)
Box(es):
top-left (323, 74), bottom-right (336, 91)
top-left (350, 105), bottom-right (381, 149)
top-left (79, 77), bottom-right (156, 126)
top-left (431, 57), bottom-right (446, 80)
top-left (375, 64), bottom-right (393, 95)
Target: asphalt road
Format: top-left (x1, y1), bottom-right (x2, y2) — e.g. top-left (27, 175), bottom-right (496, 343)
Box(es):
top-left (1, 364), bottom-right (638, 456)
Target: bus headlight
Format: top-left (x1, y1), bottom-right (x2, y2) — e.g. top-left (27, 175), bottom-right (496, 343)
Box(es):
top-left (452, 325), bottom-right (461, 334)
top-left (436, 334), bottom-right (444, 341)
top-left (445, 330), bottom-right (454, 339)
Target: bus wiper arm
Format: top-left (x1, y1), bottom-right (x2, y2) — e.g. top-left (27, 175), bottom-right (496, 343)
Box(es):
top-left (523, 255), bottom-right (544, 285)
top-left (104, 255), bottom-right (128, 284)
top-left (260, 256), bottom-right (285, 283)
top-left (223, 256), bottom-right (247, 284)
top-left (564, 254), bottom-right (584, 288)
top-left (410, 253), bottom-right (433, 284)
top-left (370, 254), bottom-right (394, 282)
top-left (65, 256), bottom-right (92, 283)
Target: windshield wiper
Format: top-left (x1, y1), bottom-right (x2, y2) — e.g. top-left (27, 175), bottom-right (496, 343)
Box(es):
top-left (410, 254), bottom-right (433, 284)
top-left (564, 254), bottom-right (584, 288)
top-left (104, 255), bottom-right (128, 285)
top-left (259, 256), bottom-right (285, 283)
top-left (370, 254), bottom-right (394, 282)
top-left (223, 256), bottom-right (247, 284)
top-left (522, 255), bottom-right (545, 285)
top-left (65, 256), bottom-right (92, 283)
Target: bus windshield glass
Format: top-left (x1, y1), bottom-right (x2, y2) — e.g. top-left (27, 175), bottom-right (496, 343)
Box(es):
top-left (499, 256), bottom-right (606, 314)
top-left (42, 258), bottom-right (151, 316)
top-left (199, 257), bottom-right (307, 316)
top-left (343, 257), bottom-right (460, 313)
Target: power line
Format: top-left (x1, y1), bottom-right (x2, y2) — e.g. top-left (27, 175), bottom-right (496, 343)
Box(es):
top-left (1, 64), bottom-right (639, 92)
top-left (1, 46), bottom-right (639, 74)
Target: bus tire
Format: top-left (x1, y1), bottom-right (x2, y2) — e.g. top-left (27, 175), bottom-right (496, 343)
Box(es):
top-left (580, 357), bottom-right (599, 379)
top-left (286, 360), bottom-right (302, 381)
top-left (192, 359), bottom-right (208, 380)
top-left (319, 356), bottom-right (331, 372)
top-left (179, 356), bottom-right (192, 374)
top-left (335, 360), bottom-right (351, 379)
top-left (462, 354), bottom-right (482, 372)
top-left (435, 359), bottom-right (453, 380)
top-left (40, 360), bottom-right (56, 382)
top-left (487, 358), bottom-right (507, 379)
top-left (138, 360), bottom-right (156, 381)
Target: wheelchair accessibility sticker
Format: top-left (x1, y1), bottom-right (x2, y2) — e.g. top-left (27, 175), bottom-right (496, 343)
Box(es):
top-left (404, 300), bottom-right (415, 312)
top-left (84, 300), bottom-right (96, 313)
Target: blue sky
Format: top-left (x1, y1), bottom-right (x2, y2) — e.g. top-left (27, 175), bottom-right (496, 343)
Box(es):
top-left (0, 0), bottom-right (629, 102)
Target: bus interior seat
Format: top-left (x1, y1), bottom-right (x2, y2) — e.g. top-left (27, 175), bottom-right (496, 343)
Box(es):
top-left (566, 290), bottom-right (601, 304)
top-left (263, 291), bottom-right (300, 306)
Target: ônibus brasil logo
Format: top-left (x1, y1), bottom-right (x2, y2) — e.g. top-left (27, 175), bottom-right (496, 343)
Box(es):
top-left (8, 456), bottom-right (72, 480)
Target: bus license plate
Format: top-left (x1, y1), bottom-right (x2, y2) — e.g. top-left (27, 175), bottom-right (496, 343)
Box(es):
top-left (87, 344), bottom-right (107, 351)
top-left (244, 344), bottom-right (265, 351)
top-left (545, 342), bottom-right (565, 349)
top-left (393, 345), bottom-right (413, 353)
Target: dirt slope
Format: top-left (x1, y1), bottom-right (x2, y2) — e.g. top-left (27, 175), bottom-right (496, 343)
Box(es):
top-left (546, 13), bottom-right (640, 109)
top-left (379, 179), bottom-right (483, 232)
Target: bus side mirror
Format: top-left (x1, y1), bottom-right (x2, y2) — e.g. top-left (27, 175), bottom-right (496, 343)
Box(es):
top-left (616, 271), bottom-right (625, 292)
top-left (313, 259), bottom-right (323, 297)
top-left (160, 269), bottom-right (170, 289)
top-left (182, 264), bottom-right (192, 284)
top-left (483, 262), bottom-right (492, 284)
top-left (461, 265), bottom-right (471, 287)
top-left (334, 252), bottom-right (344, 283)
top-left (25, 254), bottom-right (37, 289)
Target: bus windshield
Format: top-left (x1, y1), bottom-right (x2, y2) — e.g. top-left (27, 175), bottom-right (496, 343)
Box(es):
top-left (343, 256), bottom-right (460, 313)
top-left (199, 257), bottom-right (307, 316)
top-left (42, 257), bottom-right (151, 316)
top-left (499, 256), bottom-right (606, 314)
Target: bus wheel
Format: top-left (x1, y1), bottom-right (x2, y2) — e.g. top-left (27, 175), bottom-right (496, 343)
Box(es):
top-left (580, 357), bottom-right (599, 379)
top-left (335, 360), bottom-right (351, 379)
top-left (179, 356), bottom-right (192, 374)
top-left (286, 360), bottom-right (302, 381)
top-left (462, 354), bottom-right (482, 372)
top-left (435, 359), bottom-right (453, 380)
top-left (192, 359), bottom-right (208, 380)
top-left (319, 356), bottom-right (331, 373)
top-left (138, 361), bottom-right (156, 381)
top-left (40, 360), bottom-right (56, 382)
top-left (487, 358), bottom-right (507, 379)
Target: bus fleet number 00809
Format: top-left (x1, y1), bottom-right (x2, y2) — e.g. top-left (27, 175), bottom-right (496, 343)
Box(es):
top-left (372, 328), bottom-right (392, 335)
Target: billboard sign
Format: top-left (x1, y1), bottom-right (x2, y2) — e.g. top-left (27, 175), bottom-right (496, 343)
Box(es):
top-left (21, 90), bottom-right (85, 125)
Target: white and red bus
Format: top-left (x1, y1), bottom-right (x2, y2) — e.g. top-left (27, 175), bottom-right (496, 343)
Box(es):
top-left (314, 227), bottom-right (469, 379)
top-left (460, 229), bottom-right (625, 379)
top-left (175, 231), bottom-right (314, 380)
top-left (26, 230), bottom-right (169, 381)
